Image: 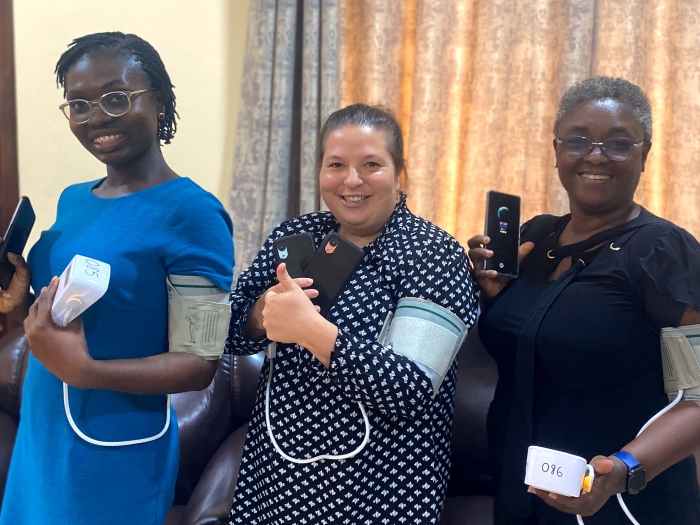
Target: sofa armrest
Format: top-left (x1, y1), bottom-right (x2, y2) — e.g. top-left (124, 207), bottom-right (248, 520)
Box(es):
top-left (0, 411), bottom-right (18, 509)
top-left (179, 423), bottom-right (248, 525)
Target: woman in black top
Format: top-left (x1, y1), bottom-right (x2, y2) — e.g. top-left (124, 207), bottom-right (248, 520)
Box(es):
top-left (468, 77), bottom-right (700, 524)
top-left (226, 104), bottom-right (478, 524)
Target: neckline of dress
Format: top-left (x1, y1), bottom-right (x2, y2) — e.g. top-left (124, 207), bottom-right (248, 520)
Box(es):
top-left (88, 176), bottom-right (186, 201)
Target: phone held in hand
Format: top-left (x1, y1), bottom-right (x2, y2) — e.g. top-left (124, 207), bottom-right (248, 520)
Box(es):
top-left (272, 233), bottom-right (316, 279)
top-left (484, 190), bottom-right (521, 278)
top-left (301, 232), bottom-right (364, 318)
top-left (0, 196), bottom-right (36, 290)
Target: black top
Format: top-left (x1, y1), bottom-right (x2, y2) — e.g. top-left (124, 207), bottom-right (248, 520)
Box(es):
top-left (225, 198), bottom-right (479, 524)
top-left (479, 208), bottom-right (700, 525)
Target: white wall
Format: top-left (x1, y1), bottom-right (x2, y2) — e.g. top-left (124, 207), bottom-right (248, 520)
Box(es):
top-left (13, 0), bottom-right (250, 248)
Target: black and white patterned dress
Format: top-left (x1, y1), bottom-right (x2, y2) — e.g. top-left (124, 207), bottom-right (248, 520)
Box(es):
top-left (226, 198), bottom-right (478, 524)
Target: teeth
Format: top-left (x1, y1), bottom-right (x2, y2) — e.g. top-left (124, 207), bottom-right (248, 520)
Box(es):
top-left (93, 134), bottom-right (124, 144)
top-left (581, 173), bottom-right (611, 180)
top-left (344, 196), bottom-right (368, 202)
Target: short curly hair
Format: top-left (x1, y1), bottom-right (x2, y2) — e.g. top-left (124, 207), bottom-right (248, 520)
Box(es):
top-left (553, 76), bottom-right (652, 141)
top-left (55, 32), bottom-right (178, 144)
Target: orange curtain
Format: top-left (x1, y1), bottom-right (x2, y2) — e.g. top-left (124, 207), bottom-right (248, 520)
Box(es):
top-left (339, 0), bottom-right (700, 244)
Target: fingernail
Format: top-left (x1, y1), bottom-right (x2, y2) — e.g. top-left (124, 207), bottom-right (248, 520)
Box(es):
top-left (527, 486), bottom-right (535, 494)
top-left (549, 493), bottom-right (558, 500)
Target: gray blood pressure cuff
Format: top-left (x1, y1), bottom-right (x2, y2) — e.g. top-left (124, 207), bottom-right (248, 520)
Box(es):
top-left (167, 275), bottom-right (231, 360)
top-left (661, 324), bottom-right (700, 400)
top-left (378, 297), bottom-right (468, 397)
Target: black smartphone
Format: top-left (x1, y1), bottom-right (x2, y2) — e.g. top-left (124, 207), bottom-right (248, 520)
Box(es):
top-left (273, 233), bottom-right (316, 279)
top-left (484, 191), bottom-right (521, 278)
top-left (0, 197), bottom-right (36, 290)
top-left (301, 232), bottom-right (364, 318)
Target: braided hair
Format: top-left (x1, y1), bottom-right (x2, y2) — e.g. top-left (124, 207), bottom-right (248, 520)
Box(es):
top-left (55, 32), bottom-right (178, 144)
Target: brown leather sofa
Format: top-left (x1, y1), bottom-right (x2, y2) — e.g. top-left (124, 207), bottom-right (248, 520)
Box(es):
top-left (0, 326), bottom-right (501, 525)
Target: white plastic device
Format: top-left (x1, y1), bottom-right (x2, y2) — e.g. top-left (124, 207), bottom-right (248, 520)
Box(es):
top-left (525, 446), bottom-right (595, 498)
top-left (51, 255), bottom-right (110, 327)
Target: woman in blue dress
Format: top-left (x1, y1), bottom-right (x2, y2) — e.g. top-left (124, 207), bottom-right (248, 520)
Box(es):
top-left (0, 32), bottom-right (234, 525)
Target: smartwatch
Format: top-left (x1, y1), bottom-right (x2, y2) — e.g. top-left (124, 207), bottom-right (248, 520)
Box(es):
top-left (613, 451), bottom-right (647, 495)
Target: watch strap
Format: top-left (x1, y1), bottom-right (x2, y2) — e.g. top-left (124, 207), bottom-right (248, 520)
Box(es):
top-left (613, 451), bottom-right (641, 470)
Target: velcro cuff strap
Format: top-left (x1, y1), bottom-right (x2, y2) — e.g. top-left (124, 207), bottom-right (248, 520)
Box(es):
top-left (379, 298), bottom-right (467, 396)
top-left (661, 325), bottom-right (700, 395)
top-left (167, 276), bottom-right (231, 360)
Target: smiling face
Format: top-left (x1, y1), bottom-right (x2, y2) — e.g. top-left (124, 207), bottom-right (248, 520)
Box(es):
top-left (64, 51), bottom-right (161, 167)
top-left (554, 98), bottom-right (651, 216)
top-left (319, 125), bottom-right (400, 243)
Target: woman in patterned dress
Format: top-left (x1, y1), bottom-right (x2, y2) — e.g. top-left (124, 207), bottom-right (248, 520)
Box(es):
top-left (226, 104), bottom-right (479, 524)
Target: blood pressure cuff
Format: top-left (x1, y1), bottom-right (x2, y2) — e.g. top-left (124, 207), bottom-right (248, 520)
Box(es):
top-left (167, 275), bottom-right (231, 360)
top-left (378, 297), bottom-right (468, 397)
top-left (661, 324), bottom-right (700, 400)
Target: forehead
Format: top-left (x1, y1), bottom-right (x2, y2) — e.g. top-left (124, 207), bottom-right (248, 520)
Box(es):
top-left (64, 51), bottom-right (150, 98)
top-left (559, 98), bottom-right (645, 137)
top-left (324, 125), bottom-right (390, 155)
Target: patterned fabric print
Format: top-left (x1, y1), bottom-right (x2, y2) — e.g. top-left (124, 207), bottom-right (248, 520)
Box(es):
top-left (226, 199), bottom-right (478, 525)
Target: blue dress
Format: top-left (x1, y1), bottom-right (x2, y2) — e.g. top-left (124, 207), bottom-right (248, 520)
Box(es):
top-left (0, 177), bottom-right (234, 525)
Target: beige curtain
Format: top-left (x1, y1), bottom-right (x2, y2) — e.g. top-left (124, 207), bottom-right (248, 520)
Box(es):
top-left (339, 0), bottom-right (700, 245)
top-left (229, 0), bottom-right (340, 274)
top-left (230, 0), bottom-right (700, 274)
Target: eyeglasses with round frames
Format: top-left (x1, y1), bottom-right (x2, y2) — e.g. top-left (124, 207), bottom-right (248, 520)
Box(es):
top-left (555, 136), bottom-right (645, 162)
top-left (59, 89), bottom-right (153, 124)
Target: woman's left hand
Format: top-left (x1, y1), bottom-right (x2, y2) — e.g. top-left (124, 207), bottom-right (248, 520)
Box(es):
top-left (528, 455), bottom-right (628, 517)
top-left (24, 277), bottom-right (93, 387)
top-left (262, 263), bottom-right (324, 347)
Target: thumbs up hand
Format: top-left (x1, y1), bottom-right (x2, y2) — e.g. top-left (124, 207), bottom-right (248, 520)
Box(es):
top-left (261, 263), bottom-right (322, 345)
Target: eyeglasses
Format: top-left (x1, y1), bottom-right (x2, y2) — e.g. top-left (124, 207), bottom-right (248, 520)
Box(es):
top-left (59, 89), bottom-right (153, 123)
top-left (555, 136), bottom-right (645, 162)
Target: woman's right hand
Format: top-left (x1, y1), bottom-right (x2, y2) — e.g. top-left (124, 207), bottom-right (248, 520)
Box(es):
top-left (244, 276), bottom-right (319, 340)
top-left (467, 236), bottom-right (534, 300)
top-left (0, 253), bottom-right (32, 315)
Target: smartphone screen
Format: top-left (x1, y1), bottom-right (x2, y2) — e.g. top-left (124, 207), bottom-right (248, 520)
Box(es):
top-left (0, 197), bottom-right (36, 290)
top-left (484, 191), bottom-right (521, 278)
top-left (301, 232), bottom-right (364, 318)
top-left (273, 233), bottom-right (316, 279)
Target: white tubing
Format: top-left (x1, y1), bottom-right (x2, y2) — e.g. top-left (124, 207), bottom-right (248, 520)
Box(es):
top-left (63, 382), bottom-right (170, 447)
top-left (576, 389), bottom-right (684, 524)
top-left (636, 389), bottom-right (684, 436)
top-left (265, 353), bottom-right (371, 463)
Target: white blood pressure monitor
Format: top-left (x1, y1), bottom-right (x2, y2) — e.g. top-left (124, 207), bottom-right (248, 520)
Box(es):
top-left (51, 255), bottom-right (110, 327)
